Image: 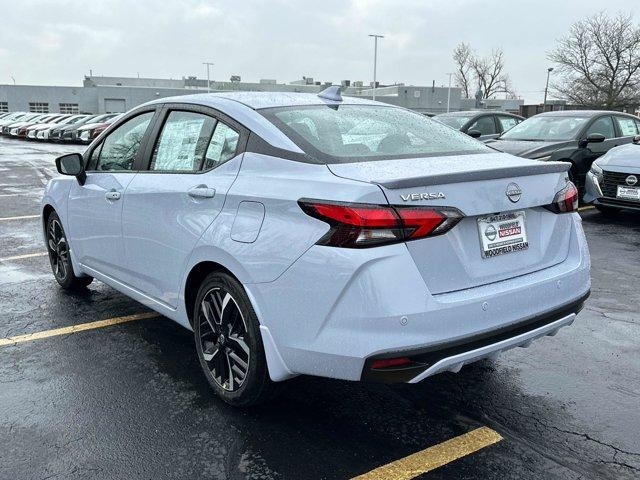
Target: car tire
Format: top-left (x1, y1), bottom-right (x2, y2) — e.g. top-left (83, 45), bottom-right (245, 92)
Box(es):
top-left (595, 205), bottom-right (619, 217)
top-left (46, 211), bottom-right (93, 290)
top-left (193, 272), bottom-right (278, 407)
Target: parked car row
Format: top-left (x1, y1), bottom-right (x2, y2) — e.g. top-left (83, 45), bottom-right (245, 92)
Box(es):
top-left (0, 111), bottom-right (122, 144)
top-left (434, 109), bottom-right (640, 203)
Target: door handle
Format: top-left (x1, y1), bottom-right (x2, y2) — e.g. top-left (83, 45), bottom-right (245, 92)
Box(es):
top-left (105, 190), bottom-right (121, 201)
top-left (188, 185), bottom-right (216, 199)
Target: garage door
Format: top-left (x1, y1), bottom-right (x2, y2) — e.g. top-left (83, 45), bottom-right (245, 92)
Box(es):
top-left (104, 98), bottom-right (126, 113)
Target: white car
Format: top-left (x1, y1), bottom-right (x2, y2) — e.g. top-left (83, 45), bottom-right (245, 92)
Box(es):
top-left (585, 135), bottom-right (640, 214)
top-left (43, 90), bottom-right (591, 406)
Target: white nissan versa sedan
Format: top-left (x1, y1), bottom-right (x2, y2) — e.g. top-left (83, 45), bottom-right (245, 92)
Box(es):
top-left (43, 89), bottom-right (591, 406)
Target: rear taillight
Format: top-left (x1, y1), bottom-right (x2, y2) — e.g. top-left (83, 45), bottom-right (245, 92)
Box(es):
top-left (545, 181), bottom-right (579, 213)
top-left (299, 199), bottom-right (463, 248)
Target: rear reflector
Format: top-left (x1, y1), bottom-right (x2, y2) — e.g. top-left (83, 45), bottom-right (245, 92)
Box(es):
top-left (371, 357), bottom-right (411, 369)
top-left (545, 181), bottom-right (579, 213)
top-left (299, 199), bottom-right (463, 248)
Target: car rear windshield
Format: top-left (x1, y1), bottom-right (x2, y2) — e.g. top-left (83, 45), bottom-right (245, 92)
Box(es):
top-left (500, 116), bottom-right (589, 141)
top-left (261, 105), bottom-right (490, 163)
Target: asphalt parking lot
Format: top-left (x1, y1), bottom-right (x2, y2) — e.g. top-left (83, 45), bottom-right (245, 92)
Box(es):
top-left (0, 136), bottom-right (639, 480)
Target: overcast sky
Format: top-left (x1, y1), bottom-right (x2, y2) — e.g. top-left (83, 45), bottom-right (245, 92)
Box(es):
top-left (0, 0), bottom-right (635, 103)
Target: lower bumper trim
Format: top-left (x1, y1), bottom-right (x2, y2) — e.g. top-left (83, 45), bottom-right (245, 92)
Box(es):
top-left (361, 291), bottom-right (589, 383)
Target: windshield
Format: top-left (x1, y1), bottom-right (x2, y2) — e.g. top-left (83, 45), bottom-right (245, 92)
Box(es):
top-left (433, 115), bottom-right (473, 129)
top-left (262, 105), bottom-right (490, 163)
top-left (500, 116), bottom-right (589, 141)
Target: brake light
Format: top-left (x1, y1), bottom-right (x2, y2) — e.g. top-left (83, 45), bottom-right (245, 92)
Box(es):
top-left (371, 357), bottom-right (411, 369)
top-left (545, 181), bottom-right (579, 213)
top-left (299, 199), bottom-right (463, 248)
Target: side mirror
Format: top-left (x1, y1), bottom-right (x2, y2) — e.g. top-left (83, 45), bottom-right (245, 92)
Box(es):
top-left (633, 135), bottom-right (640, 145)
top-left (55, 153), bottom-right (86, 185)
top-left (579, 133), bottom-right (606, 148)
top-left (467, 129), bottom-right (482, 139)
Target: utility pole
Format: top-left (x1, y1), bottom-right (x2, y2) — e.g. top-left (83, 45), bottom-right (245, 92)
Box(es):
top-left (446, 73), bottom-right (454, 113)
top-left (543, 67), bottom-right (554, 111)
top-left (202, 62), bottom-right (214, 92)
top-left (368, 34), bottom-right (384, 101)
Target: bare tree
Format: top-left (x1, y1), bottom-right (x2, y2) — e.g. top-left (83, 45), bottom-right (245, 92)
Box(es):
top-left (470, 49), bottom-right (513, 99)
top-left (452, 44), bottom-right (515, 99)
top-left (549, 12), bottom-right (640, 108)
top-left (453, 43), bottom-right (473, 98)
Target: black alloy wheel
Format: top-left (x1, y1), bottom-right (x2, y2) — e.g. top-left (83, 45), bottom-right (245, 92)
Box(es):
top-left (46, 211), bottom-right (93, 289)
top-left (193, 272), bottom-right (278, 406)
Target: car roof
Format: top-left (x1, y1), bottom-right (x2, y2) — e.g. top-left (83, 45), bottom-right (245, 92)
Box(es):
top-left (537, 110), bottom-right (638, 118)
top-left (147, 91), bottom-right (382, 110)
top-left (435, 110), bottom-right (522, 118)
top-left (435, 110), bottom-right (486, 117)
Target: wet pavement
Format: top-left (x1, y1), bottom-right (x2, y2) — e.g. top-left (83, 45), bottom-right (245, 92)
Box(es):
top-left (0, 135), bottom-right (638, 480)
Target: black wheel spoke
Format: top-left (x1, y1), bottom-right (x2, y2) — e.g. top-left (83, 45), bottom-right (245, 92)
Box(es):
top-left (201, 300), bottom-right (219, 334)
top-left (228, 334), bottom-right (250, 356)
top-left (197, 286), bottom-right (250, 392)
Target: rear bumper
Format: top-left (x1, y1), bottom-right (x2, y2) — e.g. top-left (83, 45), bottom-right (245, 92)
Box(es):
top-left (362, 291), bottom-right (587, 383)
top-left (248, 213), bottom-right (590, 383)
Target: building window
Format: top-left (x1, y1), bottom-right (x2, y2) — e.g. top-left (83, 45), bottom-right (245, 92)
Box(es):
top-left (29, 102), bottom-right (49, 113)
top-left (0, 102), bottom-right (8, 113)
top-left (59, 103), bottom-right (79, 114)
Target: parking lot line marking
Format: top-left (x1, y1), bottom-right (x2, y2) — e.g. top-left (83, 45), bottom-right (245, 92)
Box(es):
top-left (578, 205), bottom-right (595, 211)
top-left (0, 252), bottom-right (48, 262)
top-left (0, 214), bottom-right (40, 221)
top-left (0, 312), bottom-right (161, 347)
top-left (351, 426), bottom-right (503, 480)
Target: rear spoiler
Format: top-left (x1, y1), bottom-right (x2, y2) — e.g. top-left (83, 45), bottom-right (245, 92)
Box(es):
top-left (376, 162), bottom-right (570, 189)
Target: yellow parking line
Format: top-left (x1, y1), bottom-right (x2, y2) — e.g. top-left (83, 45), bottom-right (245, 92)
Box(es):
top-left (0, 252), bottom-right (48, 262)
top-left (351, 426), bottom-right (503, 480)
top-left (0, 214), bottom-right (40, 221)
top-left (578, 205), bottom-right (595, 211)
top-left (0, 312), bottom-right (161, 347)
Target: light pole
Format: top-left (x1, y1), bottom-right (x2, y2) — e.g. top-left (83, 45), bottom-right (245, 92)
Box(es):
top-left (543, 67), bottom-right (554, 110)
top-left (368, 34), bottom-right (384, 101)
top-left (446, 72), bottom-right (454, 113)
top-left (202, 62), bottom-right (214, 92)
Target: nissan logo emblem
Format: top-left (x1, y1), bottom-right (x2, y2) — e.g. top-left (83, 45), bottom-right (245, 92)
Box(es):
top-left (484, 225), bottom-right (497, 241)
top-left (626, 175), bottom-right (638, 186)
top-left (506, 182), bottom-right (522, 203)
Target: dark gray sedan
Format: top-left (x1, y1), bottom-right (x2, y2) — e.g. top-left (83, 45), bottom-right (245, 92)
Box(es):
top-left (433, 111), bottom-right (524, 141)
top-left (486, 110), bottom-right (640, 193)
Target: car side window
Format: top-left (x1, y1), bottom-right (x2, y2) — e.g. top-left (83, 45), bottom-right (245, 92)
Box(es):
top-left (614, 116), bottom-right (639, 136)
top-left (203, 122), bottom-right (240, 170)
top-left (468, 116), bottom-right (497, 135)
top-left (498, 116), bottom-right (519, 132)
top-left (585, 116), bottom-right (615, 139)
top-left (96, 112), bottom-right (154, 171)
top-left (150, 111), bottom-right (216, 172)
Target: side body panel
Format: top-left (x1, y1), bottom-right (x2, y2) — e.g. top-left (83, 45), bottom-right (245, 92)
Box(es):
top-left (120, 154), bottom-right (244, 307)
top-left (66, 172), bottom-right (138, 279)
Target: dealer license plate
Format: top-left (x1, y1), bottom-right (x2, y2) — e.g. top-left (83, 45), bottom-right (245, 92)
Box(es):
top-left (617, 185), bottom-right (640, 201)
top-left (477, 211), bottom-right (529, 258)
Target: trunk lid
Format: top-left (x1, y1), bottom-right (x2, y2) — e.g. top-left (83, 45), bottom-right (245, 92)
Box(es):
top-left (328, 153), bottom-right (573, 294)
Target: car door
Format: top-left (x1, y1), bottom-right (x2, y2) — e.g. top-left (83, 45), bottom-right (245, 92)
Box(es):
top-left (466, 114), bottom-right (499, 140)
top-left (66, 110), bottom-right (157, 279)
top-left (582, 115), bottom-right (617, 161)
top-left (613, 115), bottom-right (640, 147)
top-left (120, 105), bottom-right (247, 307)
